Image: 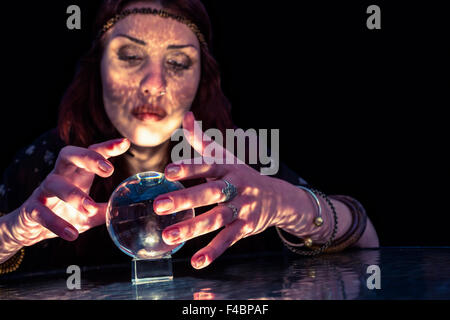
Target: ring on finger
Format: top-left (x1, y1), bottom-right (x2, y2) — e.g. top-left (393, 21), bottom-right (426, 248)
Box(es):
top-left (219, 202), bottom-right (239, 223)
top-left (220, 179), bottom-right (238, 203)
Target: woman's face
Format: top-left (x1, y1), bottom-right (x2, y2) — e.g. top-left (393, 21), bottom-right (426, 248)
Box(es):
top-left (101, 3), bottom-right (201, 147)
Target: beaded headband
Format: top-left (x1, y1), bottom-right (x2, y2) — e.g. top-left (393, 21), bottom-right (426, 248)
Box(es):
top-left (99, 7), bottom-right (208, 49)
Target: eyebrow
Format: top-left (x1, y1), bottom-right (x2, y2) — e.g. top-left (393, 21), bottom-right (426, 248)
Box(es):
top-left (115, 34), bottom-right (197, 50)
top-left (167, 44), bottom-right (197, 50)
top-left (117, 34), bottom-right (146, 45)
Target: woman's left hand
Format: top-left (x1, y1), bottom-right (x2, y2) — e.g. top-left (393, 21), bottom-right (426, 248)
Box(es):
top-left (153, 112), bottom-right (303, 269)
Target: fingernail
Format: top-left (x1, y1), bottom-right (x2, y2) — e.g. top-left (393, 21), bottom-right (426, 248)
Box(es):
top-left (120, 138), bottom-right (130, 149)
top-left (154, 198), bottom-right (174, 213)
top-left (164, 228), bottom-right (180, 242)
top-left (166, 164), bottom-right (181, 178)
top-left (83, 198), bottom-right (96, 213)
top-left (63, 227), bottom-right (78, 240)
top-left (98, 160), bottom-right (113, 172)
top-left (194, 255), bottom-right (206, 269)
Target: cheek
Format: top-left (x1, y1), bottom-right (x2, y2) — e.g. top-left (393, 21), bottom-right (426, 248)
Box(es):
top-left (168, 69), bottom-right (201, 111)
top-left (102, 62), bottom-right (138, 106)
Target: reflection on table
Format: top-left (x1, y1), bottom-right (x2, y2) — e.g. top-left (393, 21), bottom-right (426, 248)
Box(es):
top-left (1, 248), bottom-right (450, 300)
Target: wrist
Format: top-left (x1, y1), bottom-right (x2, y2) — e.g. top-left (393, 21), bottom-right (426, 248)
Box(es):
top-left (276, 182), bottom-right (335, 245)
top-left (0, 210), bottom-right (24, 263)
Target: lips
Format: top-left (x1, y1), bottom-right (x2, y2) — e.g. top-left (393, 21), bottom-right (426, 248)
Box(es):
top-left (131, 104), bottom-right (167, 122)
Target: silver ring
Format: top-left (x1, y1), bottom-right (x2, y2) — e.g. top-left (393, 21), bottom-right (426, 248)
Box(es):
top-left (220, 203), bottom-right (239, 222)
top-left (220, 179), bottom-right (238, 203)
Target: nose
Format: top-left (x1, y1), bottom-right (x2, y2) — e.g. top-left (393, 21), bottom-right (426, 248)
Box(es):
top-left (139, 64), bottom-right (167, 98)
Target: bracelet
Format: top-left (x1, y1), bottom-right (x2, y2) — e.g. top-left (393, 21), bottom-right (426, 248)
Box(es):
top-left (317, 195), bottom-right (368, 253)
top-left (0, 248), bottom-right (25, 275)
top-left (0, 212), bottom-right (25, 275)
top-left (275, 185), bottom-right (324, 248)
top-left (276, 186), bottom-right (338, 256)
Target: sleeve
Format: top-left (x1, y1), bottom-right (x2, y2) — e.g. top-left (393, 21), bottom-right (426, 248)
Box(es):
top-left (0, 128), bottom-right (64, 216)
top-left (0, 129), bottom-right (67, 275)
top-left (272, 161), bottom-right (309, 188)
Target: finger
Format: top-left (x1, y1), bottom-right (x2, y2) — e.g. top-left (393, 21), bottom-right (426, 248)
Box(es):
top-left (153, 179), bottom-right (231, 215)
top-left (88, 137), bottom-right (131, 159)
top-left (164, 161), bottom-right (227, 182)
top-left (190, 220), bottom-right (247, 269)
top-left (161, 204), bottom-right (237, 245)
top-left (86, 202), bottom-right (108, 227)
top-left (55, 146), bottom-right (117, 178)
top-left (183, 112), bottom-right (236, 163)
top-left (26, 201), bottom-right (79, 241)
top-left (39, 174), bottom-right (99, 215)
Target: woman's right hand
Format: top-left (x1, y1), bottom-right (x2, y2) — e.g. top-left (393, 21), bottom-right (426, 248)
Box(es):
top-left (6, 138), bottom-right (130, 247)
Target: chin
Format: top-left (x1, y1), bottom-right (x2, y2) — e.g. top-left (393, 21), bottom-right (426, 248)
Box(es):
top-left (128, 129), bottom-right (169, 147)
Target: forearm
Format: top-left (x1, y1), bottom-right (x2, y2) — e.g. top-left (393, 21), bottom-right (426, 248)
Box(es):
top-left (0, 209), bottom-right (24, 263)
top-left (353, 214), bottom-right (379, 248)
top-left (276, 180), bottom-right (379, 248)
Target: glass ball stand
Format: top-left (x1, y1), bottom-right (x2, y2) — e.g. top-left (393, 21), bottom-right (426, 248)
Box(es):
top-left (131, 254), bottom-right (173, 285)
top-left (106, 171), bottom-right (194, 285)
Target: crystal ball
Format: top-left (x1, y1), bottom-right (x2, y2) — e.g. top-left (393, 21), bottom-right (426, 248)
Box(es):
top-left (106, 171), bottom-right (194, 260)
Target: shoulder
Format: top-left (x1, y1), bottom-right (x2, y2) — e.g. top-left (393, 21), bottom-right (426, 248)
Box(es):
top-left (0, 128), bottom-right (67, 212)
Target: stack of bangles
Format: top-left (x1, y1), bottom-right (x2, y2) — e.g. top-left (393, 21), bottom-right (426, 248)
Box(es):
top-left (0, 212), bottom-right (25, 275)
top-left (275, 186), bottom-right (368, 256)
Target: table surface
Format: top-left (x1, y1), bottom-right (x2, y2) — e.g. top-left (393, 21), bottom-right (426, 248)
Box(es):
top-left (1, 247), bottom-right (450, 300)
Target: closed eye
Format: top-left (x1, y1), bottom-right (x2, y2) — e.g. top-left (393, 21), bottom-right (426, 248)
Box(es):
top-left (117, 45), bottom-right (145, 67)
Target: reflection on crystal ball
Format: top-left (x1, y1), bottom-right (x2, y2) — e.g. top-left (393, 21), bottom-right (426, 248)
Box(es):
top-left (106, 171), bottom-right (194, 260)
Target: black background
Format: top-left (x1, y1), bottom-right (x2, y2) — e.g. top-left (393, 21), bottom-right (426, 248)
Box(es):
top-left (0, 1), bottom-right (448, 246)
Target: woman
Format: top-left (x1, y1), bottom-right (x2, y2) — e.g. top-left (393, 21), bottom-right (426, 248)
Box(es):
top-left (0, 0), bottom-right (378, 275)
